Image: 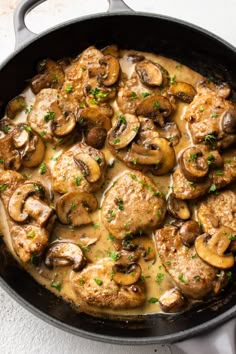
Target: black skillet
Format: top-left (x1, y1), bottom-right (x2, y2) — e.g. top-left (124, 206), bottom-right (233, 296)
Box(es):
top-left (0, 0), bottom-right (236, 345)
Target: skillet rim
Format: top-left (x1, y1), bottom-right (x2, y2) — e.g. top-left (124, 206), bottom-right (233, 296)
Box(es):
top-left (0, 10), bottom-right (236, 344)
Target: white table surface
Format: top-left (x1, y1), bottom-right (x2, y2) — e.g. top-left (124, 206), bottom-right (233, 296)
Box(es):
top-left (0, 1), bottom-right (235, 354)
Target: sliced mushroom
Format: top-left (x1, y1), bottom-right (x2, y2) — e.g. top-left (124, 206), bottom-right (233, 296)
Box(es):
top-left (6, 95), bottom-right (26, 119)
top-left (98, 55), bottom-right (120, 86)
top-left (112, 263), bottom-right (142, 285)
top-left (168, 82), bottom-right (196, 103)
top-left (48, 102), bottom-right (76, 137)
top-left (108, 114), bottom-right (140, 149)
top-left (85, 85), bottom-right (117, 103)
top-left (74, 153), bottom-right (101, 183)
top-left (207, 226), bottom-right (234, 255)
top-left (0, 134), bottom-right (21, 170)
top-left (78, 106), bottom-right (112, 131)
top-left (135, 60), bottom-right (163, 87)
top-left (136, 95), bottom-right (172, 126)
top-left (126, 53), bottom-right (145, 63)
top-left (131, 236), bottom-right (156, 261)
top-left (221, 108), bottom-right (236, 134)
top-left (158, 122), bottom-right (181, 146)
top-left (31, 59), bottom-right (65, 94)
top-left (179, 146), bottom-right (209, 182)
top-left (159, 288), bottom-right (186, 313)
top-left (24, 196), bottom-right (54, 227)
top-left (12, 124), bottom-right (29, 148)
top-left (195, 233), bottom-right (234, 269)
top-left (22, 134), bottom-right (45, 168)
top-left (167, 193), bottom-right (190, 220)
top-left (56, 191), bottom-right (98, 226)
top-left (85, 127), bottom-right (107, 149)
top-left (179, 220), bottom-right (201, 247)
top-left (8, 182), bottom-right (45, 223)
top-left (102, 44), bottom-right (119, 57)
top-left (45, 241), bottom-right (85, 271)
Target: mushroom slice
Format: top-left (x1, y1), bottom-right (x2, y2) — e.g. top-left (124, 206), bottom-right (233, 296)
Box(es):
top-left (179, 146), bottom-right (209, 182)
top-left (167, 193), bottom-right (190, 220)
top-left (6, 96), bottom-right (26, 119)
top-left (78, 106), bottom-right (111, 131)
top-left (53, 111), bottom-right (76, 137)
top-left (30, 59), bottom-right (65, 94)
top-left (74, 153), bottom-right (101, 183)
top-left (221, 107), bottom-right (236, 134)
top-left (128, 143), bottom-right (163, 165)
top-left (112, 263), bottom-right (142, 286)
top-left (108, 114), bottom-right (140, 149)
top-left (168, 82), bottom-right (196, 103)
top-left (136, 95), bottom-right (172, 126)
top-left (126, 53), bottom-right (145, 63)
top-left (12, 124), bottom-right (29, 148)
top-left (98, 55), bottom-right (120, 86)
top-left (159, 122), bottom-right (181, 146)
top-left (207, 226), bottom-right (234, 255)
top-left (135, 60), bottom-right (163, 87)
top-left (179, 220), bottom-right (201, 247)
top-left (195, 233), bottom-right (234, 269)
top-left (131, 236), bottom-right (156, 261)
top-left (45, 241), bottom-right (84, 271)
top-left (159, 288), bottom-right (186, 313)
top-left (86, 127), bottom-right (107, 149)
top-left (24, 196), bottom-right (53, 227)
top-left (22, 134), bottom-right (45, 168)
top-left (102, 44), bottom-right (119, 57)
top-left (56, 191), bottom-right (98, 226)
top-left (8, 182), bottom-right (45, 223)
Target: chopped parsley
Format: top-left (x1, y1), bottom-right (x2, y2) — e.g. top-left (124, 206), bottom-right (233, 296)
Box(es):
top-left (109, 252), bottom-right (120, 261)
top-left (51, 280), bottom-right (62, 292)
top-left (148, 297), bottom-right (159, 304)
top-left (132, 126), bottom-right (139, 133)
top-left (107, 234), bottom-right (115, 242)
top-left (207, 154), bottom-right (215, 165)
top-left (39, 163), bottom-right (47, 175)
top-left (117, 198), bottom-right (124, 211)
top-left (170, 75), bottom-right (176, 85)
top-left (215, 169), bottom-right (223, 175)
top-left (75, 176), bottom-right (82, 186)
top-left (178, 273), bottom-right (189, 284)
top-left (113, 138), bottom-right (120, 145)
top-left (198, 107), bottom-right (204, 112)
top-left (93, 223), bottom-right (99, 229)
top-left (27, 230), bottom-right (35, 239)
top-left (153, 100), bottom-right (159, 108)
top-left (2, 125), bottom-right (10, 134)
top-left (156, 273), bottom-right (164, 285)
top-left (142, 92), bottom-right (151, 98)
top-left (44, 111), bottom-right (55, 122)
top-left (204, 133), bottom-right (217, 147)
top-left (188, 153), bottom-right (198, 162)
top-left (0, 159), bottom-right (4, 164)
top-left (228, 234), bottom-right (236, 241)
top-left (208, 184), bottom-right (217, 193)
top-left (23, 125), bottom-right (32, 132)
top-left (40, 130), bottom-right (46, 137)
top-left (131, 91), bottom-right (138, 99)
top-left (65, 85), bottom-right (73, 93)
top-left (132, 157), bottom-right (138, 165)
top-left (211, 112), bottom-right (218, 118)
top-left (194, 275), bottom-right (201, 281)
top-left (118, 114), bottom-right (127, 124)
top-left (130, 173), bottom-right (137, 180)
top-left (94, 278), bottom-right (103, 286)
top-left (0, 183), bottom-right (8, 192)
top-left (77, 243), bottom-right (90, 252)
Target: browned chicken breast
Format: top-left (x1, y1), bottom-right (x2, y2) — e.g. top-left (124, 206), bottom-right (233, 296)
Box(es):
top-left (197, 190), bottom-right (236, 236)
top-left (155, 225), bottom-right (223, 299)
top-left (172, 168), bottom-right (211, 200)
top-left (102, 170), bottom-right (166, 239)
top-left (0, 170), bottom-right (54, 263)
top-left (52, 143), bottom-right (106, 194)
top-left (184, 83), bottom-right (236, 149)
top-left (72, 258), bottom-right (146, 309)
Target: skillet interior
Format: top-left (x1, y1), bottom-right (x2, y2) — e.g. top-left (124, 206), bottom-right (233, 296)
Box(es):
top-left (0, 13), bottom-right (236, 344)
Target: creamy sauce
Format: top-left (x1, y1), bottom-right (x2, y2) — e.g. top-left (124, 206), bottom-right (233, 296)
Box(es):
top-left (0, 49), bottom-right (208, 317)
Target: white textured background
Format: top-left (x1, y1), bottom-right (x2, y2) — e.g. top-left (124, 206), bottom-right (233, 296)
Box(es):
top-left (0, 1), bottom-right (236, 354)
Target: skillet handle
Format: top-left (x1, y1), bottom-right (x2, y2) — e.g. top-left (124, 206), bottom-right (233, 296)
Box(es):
top-left (14, 0), bottom-right (46, 49)
top-left (108, 0), bottom-right (133, 13)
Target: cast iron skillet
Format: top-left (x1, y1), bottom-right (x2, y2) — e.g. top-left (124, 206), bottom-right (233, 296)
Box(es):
top-left (0, 0), bottom-right (236, 345)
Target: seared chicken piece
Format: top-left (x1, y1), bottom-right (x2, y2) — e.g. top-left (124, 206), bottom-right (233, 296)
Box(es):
top-left (0, 170), bottom-right (54, 263)
top-left (197, 190), bottom-right (236, 236)
top-left (184, 83), bottom-right (236, 149)
top-left (155, 226), bottom-right (224, 299)
top-left (52, 143), bottom-right (106, 194)
top-left (102, 171), bottom-right (166, 239)
top-left (172, 168), bottom-right (211, 200)
top-left (72, 258), bottom-right (146, 309)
